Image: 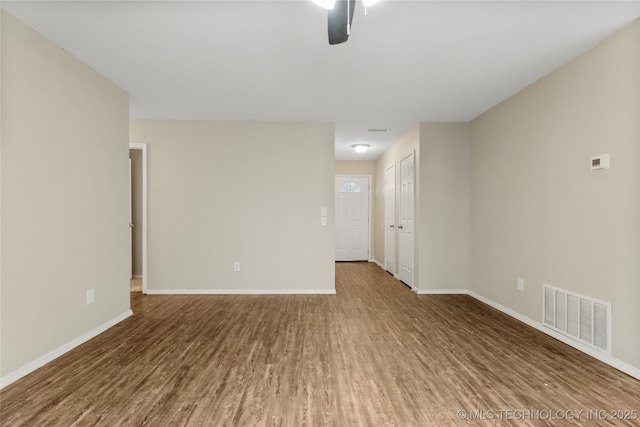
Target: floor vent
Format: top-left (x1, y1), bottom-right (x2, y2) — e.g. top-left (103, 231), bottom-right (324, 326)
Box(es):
top-left (542, 284), bottom-right (611, 353)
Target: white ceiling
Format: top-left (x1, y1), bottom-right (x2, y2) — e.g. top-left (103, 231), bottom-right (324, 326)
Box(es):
top-left (3, 1), bottom-right (639, 160)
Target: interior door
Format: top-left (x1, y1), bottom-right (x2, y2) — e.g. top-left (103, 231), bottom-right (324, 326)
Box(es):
top-left (335, 176), bottom-right (370, 261)
top-left (385, 165), bottom-right (396, 274)
top-left (399, 153), bottom-right (415, 287)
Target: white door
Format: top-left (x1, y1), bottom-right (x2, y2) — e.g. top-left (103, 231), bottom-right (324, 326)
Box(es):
top-left (335, 176), bottom-right (370, 261)
top-left (385, 165), bottom-right (396, 274)
top-left (399, 153), bottom-right (415, 286)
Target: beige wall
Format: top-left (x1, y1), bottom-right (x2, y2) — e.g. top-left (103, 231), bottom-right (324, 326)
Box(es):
top-left (1, 11), bottom-right (130, 378)
top-left (469, 21), bottom-right (640, 368)
top-left (130, 149), bottom-right (143, 277)
top-left (373, 125), bottom-right (420, 281)
top-left (335, 161), bottom-right (376, 177)
top-left (419, 123), bottom-right (469, 291)
top-left (130, 120), bottom-right (335, 292)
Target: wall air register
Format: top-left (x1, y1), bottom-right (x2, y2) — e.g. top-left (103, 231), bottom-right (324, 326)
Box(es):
top-left (543, 284), bottom-right (611, 353)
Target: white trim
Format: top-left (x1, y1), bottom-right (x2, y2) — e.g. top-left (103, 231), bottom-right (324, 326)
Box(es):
top-left (467, 290), bottom-right (640, 381)
top-left (129, 158), bottom-right (133, 277)
top-left (129, 142), bottom-right (148, 294)
top-left (416, 288), bottom-right (468, 295)
top-left (393, 274), bottom-right (401, 280)
top-left (0, 310), bottom-right (133, 389)
top-left (145, 288), bottom-right (336, 295)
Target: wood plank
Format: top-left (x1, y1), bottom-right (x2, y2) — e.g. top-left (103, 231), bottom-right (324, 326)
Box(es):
top-left (2, 262), bottom-right (639, 425)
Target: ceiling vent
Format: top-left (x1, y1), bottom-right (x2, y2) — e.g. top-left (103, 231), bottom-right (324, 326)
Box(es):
top-left (368, 128), bottom-right (390, 133)
top-left (543, 284), bottom-right (611, 353)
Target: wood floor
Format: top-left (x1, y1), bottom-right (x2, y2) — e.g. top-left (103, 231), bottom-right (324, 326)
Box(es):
top-left (130, 278), bottom-right (143, 293)
top-left (2, 263), bottom-right (639, 426)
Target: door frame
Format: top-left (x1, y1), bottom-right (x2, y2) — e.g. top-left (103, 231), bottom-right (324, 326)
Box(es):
top-left (384, 164), bottom-right (396, 275)
top-left (129, 142), bottom-right (148, 294)
top-left (335, 174), bottom-right (372, 262)
top-left (129, 158), bottom-right (133, 278)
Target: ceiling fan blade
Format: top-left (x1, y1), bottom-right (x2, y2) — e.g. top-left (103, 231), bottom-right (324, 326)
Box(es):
top-left (328, 0), bottom-right (355, 45)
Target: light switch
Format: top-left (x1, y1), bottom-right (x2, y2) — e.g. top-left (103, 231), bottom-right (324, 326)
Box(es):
top-left (321, 217), bottom-right (327, 226)
top-left (320, 207), bottom-right (327, 217)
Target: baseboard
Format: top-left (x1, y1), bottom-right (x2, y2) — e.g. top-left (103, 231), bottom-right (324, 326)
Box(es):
top-left (370, 259), bottom-right (385, 269)
top-left (416, 288), bottom-right (468, 295)
top-left (0, 309), bottom-right (134, 389)
top-left (145, 288), bottom-right (336, 295)
top-left (371, 259), bottom-right (400, 279)
top-left (467, 290), bottom-right (640, 381)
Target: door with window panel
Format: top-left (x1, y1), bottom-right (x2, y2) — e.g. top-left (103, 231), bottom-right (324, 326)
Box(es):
top-left (335, 176), bottom-right (370, 261)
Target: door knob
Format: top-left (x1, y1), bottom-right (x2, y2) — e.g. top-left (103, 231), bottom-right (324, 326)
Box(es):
top-left (398, 225), bottom-right (403, 229)
top-left (390, 225), bottom-right (394, 228)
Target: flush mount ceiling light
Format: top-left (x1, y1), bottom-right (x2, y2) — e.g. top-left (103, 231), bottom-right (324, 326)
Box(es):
top-left (352, 144), bottom-right (370, 153)
top-left (311, 0), bottom-right (383, 45)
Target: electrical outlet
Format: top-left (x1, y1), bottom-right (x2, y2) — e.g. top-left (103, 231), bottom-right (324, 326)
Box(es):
top-left (517, 278), bottom-right (524, 292)
top-left (234, 262), bottom-right (240, 272)
top-left (86, 289), bottom-right (95, 304)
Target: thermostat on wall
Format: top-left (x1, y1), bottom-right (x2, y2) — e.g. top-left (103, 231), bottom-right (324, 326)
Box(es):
top-left (591, 154), bottom-right (610, 170)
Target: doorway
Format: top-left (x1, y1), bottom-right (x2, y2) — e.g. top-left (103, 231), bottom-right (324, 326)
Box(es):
top-left (129, 143), bottom-right (148, 294)
top-left (335, 175), bottom-right (371, 261)
top-left (399, 152), bottom-right (415, 287)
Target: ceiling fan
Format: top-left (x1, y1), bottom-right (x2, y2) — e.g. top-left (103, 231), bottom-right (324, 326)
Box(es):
top-left (311, 0), bottom-right (381, 45)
